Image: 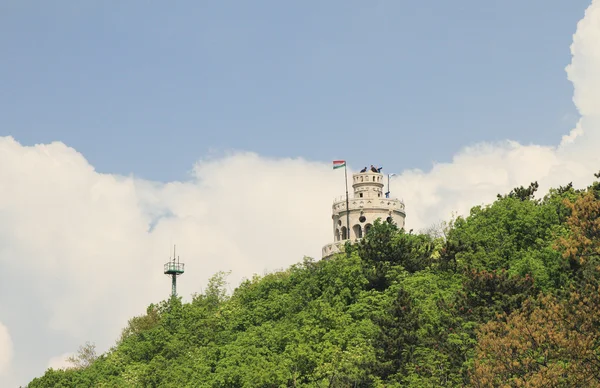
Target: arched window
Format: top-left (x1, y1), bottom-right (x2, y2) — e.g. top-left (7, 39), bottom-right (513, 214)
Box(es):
top-left (335, 228), bottom-right (341, 241)
top-left (353, 224), bottom-right (363, 239)
top-left (365, 223), bottom-right (373, 235)
top-left (373, 176), bottom-right (376, 182)
top-left (341, 226), bottom-right (348, 240)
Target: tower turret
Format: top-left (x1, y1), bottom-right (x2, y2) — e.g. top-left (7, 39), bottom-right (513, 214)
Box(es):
top-left (352, 171), bottom-right (385, 199)
top-left (322, 169), bottom-right (406, 259)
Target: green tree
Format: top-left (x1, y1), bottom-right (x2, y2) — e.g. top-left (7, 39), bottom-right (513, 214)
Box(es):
top-left (372, 288), bottom-right (420, 380)
top-left (66, 342), bottom-right (98, 370)
top-left (118, 304), bottom-right (160, 344)
top-left (471, 288), bottom-right (600, 387)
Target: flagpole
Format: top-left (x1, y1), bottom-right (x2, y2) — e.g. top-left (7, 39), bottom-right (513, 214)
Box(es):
top-left (345, 164), bottom-right (350, 240)
top-left (387, 173), bottom-right (391, 198)
top-left (386, 173), bottom-right (396, 198)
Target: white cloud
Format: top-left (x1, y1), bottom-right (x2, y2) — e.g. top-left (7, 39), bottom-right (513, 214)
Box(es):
top-left (0, 322), bottom-right (13, 376)
top-left (2, 0), bottom-right (600, 386)
top-left (0, 140), bottom-right (345, 385)
top-left (47, 353), bottom-right (73, 371)
top-left (566, 0), bottom-right (600, 118)
top-left (396, 0), bottom-right (600, 229)
top-left (560, 119), bottom-right (584, 145)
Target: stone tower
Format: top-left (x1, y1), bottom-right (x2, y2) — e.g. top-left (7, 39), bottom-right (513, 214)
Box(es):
top-left (321, 170), bottom-right (406, 259)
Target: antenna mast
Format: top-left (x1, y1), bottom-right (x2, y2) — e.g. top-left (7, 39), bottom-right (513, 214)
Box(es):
top-left (164, 244), bottom-right (185, 297)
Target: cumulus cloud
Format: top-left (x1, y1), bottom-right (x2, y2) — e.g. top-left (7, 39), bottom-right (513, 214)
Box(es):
top-left (0, 140), bottom-right (346, 385)
top-left (566, 0), bottom-right (600, 119)
top-left (397, 0), bottom-right (600, 229)
top-left (2, 0), bottom-right (600, 386)
top-left (0, 322), bottom-right (12, 377)
top-left (46, 353), bottom-right (73, 371)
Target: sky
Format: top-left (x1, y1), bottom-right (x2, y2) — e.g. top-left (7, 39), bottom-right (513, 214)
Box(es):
top-left (0, 0), bottom-right (598, 385)
top-left (0, 0), bottom-right (590, 181)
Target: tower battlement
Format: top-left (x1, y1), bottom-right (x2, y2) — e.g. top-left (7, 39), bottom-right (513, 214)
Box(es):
top-left (322, 169), bottom-right (406, 259)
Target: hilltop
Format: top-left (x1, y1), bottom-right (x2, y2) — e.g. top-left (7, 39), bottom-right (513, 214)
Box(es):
top-left (27, 176), bottom-right (600, 387)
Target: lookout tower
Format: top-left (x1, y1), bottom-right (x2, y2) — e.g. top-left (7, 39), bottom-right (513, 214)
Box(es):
top-left (322, 169), bottom-right (406, 259)
top-left (164, 246), bottom-right (185, 297)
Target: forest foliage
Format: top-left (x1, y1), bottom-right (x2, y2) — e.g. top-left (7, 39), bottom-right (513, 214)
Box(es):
top-left (27, 176), bottom-right (600, 387)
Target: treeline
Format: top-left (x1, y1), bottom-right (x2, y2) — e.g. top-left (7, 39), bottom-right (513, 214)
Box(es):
top-left (28, 176), bottom-right (600, 387)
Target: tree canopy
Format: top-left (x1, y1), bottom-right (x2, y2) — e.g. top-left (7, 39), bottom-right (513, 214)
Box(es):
top-left (27, 176), bottom-right (600, 387)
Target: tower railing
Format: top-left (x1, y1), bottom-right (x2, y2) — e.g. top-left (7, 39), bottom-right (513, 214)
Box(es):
top-left (164, 262), bottom-right (185, 274)
top-left (332, 197), bottom-right (405, 212)
top-left (322, 238), bottom-right (365, 259)
top-left (164, 245), bottom-right (185, 297)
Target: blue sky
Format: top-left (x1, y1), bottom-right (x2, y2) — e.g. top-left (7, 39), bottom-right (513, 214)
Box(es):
top-left (3, 1), bottom-right (600, 385)
top-left (0, 0), bottom-right (589, 182)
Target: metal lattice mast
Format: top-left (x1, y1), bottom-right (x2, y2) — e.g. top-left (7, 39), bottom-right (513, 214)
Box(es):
top-left (171, 272), bottom-right (177, 297)
top-left (164, 245), bottom-right (185, 298)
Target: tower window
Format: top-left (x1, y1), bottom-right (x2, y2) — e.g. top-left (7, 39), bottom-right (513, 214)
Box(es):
top-left (359, 193), bottom-right (363, 198)
top-left (353, 224), bottom-right (363, 239)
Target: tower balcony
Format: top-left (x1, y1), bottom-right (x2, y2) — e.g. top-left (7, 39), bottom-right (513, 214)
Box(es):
top-left (322, 241), bottom-right (345, 258)
top-left (164, 262), bottom-right (185, 275)
top-left (322, 238), bottom-right (364, 259)
top-left (332, 197), bottom-right (405, 215)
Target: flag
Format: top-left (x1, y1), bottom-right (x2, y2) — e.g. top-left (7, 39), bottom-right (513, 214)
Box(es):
top-left (333, 160), bottom-right (346, 169)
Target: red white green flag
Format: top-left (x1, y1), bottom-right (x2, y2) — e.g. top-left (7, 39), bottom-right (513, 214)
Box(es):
top-left (332, 160), bottom-right (346, 169)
